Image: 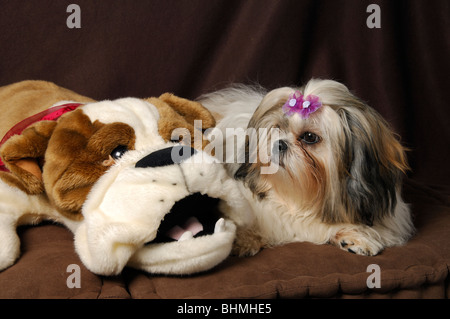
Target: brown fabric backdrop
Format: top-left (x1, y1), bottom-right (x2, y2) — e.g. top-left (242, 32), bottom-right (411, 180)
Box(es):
top-left (0, 0), bottom-right (449, 299)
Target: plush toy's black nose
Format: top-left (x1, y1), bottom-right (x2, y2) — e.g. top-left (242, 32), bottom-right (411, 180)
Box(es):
top-left (135, 145), bottom-right (197, 168)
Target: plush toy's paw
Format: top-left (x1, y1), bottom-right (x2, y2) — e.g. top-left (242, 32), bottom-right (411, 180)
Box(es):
top-left (330, 227), bottom-right (383, 256)
top-left (128, 218), bottom-right (236, 275)
top-left (0, 217), bottom-right (21, 271)
top-left (0, 240), bottom-right (20, 271)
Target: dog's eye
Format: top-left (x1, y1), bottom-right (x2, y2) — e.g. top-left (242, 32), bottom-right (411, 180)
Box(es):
top-left (111, 145), bottom-right (128, 159)
top-left (299, 132), bottom-right (320, 145)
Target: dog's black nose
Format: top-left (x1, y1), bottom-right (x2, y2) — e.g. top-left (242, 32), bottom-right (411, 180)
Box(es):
top-left (273, 140), bottom-right (288, 154)
top-left (135, 145), bottom-right (197, 168)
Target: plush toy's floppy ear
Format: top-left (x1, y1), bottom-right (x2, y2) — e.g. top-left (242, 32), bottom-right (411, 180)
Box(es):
top-left (158, 93), bottom-right (216, 130)
top-left (0, 121), bottom-right (57, 194)
top-left (146, 94), bottom-right (216, 149)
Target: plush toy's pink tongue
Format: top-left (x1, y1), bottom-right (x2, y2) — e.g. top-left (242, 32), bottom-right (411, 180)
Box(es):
top-left (165, 217), bottom-right (204, 241)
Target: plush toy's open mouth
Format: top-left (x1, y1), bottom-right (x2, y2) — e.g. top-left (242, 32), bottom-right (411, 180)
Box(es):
top-left (75, 145), bottom-right (239, 276)
top-left (148, 193), bottom-right (222, 244)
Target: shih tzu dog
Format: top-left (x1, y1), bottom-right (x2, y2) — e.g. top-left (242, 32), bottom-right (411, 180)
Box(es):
top-left (197, 78), bottom-right (415, 256)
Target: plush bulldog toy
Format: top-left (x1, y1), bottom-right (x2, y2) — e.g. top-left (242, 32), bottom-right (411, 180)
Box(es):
top-left (0, 81), bottom-right (251, 276)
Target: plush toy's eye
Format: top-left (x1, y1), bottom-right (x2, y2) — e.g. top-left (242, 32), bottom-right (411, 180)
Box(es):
top-left (111, 145), bottom-right (128, 159)
top-left (170, 135), bottom-right (183, 143)
top-left (299, 132), bottom-right (321, 145)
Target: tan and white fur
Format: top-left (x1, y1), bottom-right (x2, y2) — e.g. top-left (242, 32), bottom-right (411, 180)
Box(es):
top-left (198, 79), bottom-right (415, 256)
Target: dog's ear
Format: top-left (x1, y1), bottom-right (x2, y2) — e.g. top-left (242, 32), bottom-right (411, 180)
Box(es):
top-left (0, 121), bottom-right (57, 194)
top-left (336, 106), bottom-right (409, 226)
top-left (146, 94), bottom-right (216, 149)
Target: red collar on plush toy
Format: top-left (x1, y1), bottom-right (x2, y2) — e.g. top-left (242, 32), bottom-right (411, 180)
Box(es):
top-left (0, 102), bottom-right (83, 172)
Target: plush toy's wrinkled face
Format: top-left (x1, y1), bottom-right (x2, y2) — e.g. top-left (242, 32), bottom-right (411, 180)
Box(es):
top-left (1, 95), bottom-right (241, 275)
top-left (66, 100), bottom-right (238, 276)
top-left (45, 97), bottom-right (216, 221)
top-left (76, 143), bottom-right (237, 275)
top-left (1, 95), bottom-right (216, 221)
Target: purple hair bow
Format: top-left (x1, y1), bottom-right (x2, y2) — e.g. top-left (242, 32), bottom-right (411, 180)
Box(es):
top-left (282, 91), bottom-right (322, 119)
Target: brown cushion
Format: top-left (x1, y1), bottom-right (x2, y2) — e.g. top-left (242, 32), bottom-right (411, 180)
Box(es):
top-left (0, 180), bottom-right (448, 299)
top-left (0, 223), bottom-right (129, 299)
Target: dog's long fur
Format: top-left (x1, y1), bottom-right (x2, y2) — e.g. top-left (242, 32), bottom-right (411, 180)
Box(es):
top-left (198, 79), bottom-right (415, 256)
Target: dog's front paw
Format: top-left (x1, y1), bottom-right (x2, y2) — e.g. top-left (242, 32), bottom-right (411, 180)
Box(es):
top-left (337, 238), bottom-right (378, 256)
top-left (331, 228), bottom-right (383, 256)
top-left (232, 227), bottom-right (263, 257)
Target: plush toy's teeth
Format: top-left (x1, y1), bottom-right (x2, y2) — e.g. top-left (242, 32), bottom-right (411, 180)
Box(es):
top-left (214, 218), bottom-right (225, 233)
top-left (179, 231), bottom-right (193, 241)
